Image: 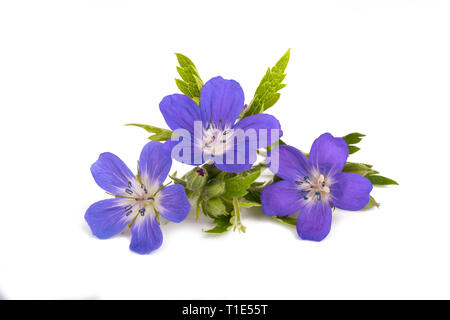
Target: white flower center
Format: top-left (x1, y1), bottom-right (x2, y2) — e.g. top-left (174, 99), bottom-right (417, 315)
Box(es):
top-left (296, 172), bottom-right (332, 204)
top-left (123, 180), bottom-right (160, 218)
top-left (201, 122), bottom-right (234, 156)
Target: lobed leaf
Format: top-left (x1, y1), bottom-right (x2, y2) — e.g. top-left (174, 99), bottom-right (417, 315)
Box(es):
top-left (175, 53), bottom-right (203, 102)
top-left (126, 123), bottom-right (174, 141)
top-left (243, 49), bottom-right (290, 117)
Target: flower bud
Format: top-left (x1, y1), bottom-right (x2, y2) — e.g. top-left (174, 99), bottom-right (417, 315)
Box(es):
top-left (203, 197), bottom-right (226, 216)
top-left (185, 167), bottom-right (208, 190)
top-left (204, 180), bottom-right (226, 198)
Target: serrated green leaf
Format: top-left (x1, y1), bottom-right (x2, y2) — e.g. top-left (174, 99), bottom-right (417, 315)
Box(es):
top-left (343, 132), bottom-right (365, 145)
top-left (202, 214), bottom-right (233, 234)
top-left (273, 216), bottom-right (297, 226)
top-left (244, 49), bottom-right (290, 117)
top-left (348, 145), bottom-right (360, 154)
top-left (126, 123), bottom-right (174, 141)
top-left (175, 53), bottom-right (203, 100)
top-left (366, 175), bottom-right (399, 186)
top-left (363, 195), bottom-right (380, 210)
top-left (223, 170), bottom-right (261, 198)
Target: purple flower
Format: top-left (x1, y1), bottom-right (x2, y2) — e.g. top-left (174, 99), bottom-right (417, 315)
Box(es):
top-left (160, 76), bottom-right (283, 173)
top-left (85, 141), bottom-right (191, 254)
top-left (261, 133), bottom-right (373, 241)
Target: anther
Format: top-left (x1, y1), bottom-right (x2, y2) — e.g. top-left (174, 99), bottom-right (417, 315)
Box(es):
top-left (125, 188), bottom-right (133, 195)
top-left (139, 208), bottom-right (146, 216)
top-left (147, 197), bottom-right (155, 201)
top-left (125, 210), bottom-right (133, 216)
top-left (128, 181), bottom-right (132, 188)
top-left (124, 205), bottom-right (132, 211)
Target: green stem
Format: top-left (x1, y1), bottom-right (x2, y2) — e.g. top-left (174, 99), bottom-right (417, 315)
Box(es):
top-left (232, 197), bottom-right (246, 233)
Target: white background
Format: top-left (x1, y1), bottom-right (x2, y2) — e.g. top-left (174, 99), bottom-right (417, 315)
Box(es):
top-left (1, 0), bottom-right (449, 299)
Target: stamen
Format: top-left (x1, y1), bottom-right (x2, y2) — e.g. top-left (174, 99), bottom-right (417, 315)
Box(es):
top-left (124, 205), bottom-right (132, 211)
top-left (147, 197), bottom-right (155, 201)
top-left (125, 210), bottom-right (133, 216)
top-left (125, 188), bottom-right (133, 195)
top-left (315, 191), bottom-right (321, 201)
top-left (295, 181), bottom-right (303, 185)
top-left (139, 208), bottom-right (146, 216)
top-left (128, 181), bottom-right (132, 188)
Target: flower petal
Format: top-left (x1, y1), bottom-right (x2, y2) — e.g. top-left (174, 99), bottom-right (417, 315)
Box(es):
top-left (139, 141), bottom-right (172, 189)
top-left (90, 152), bottom-right (138, 196)
top-left (159, 94), bottom-right (201, 135)
top-left (129, 213), bottom-right (163, 254)
top-left (309, 133), bottom-right (348, 175)
top-left (85, 198), bottom-right (135, 239)
top-left (261, 181), bottom-right (304, 217)
top-left (296, 202), bottom-right (332, 241)
top-left (232, 113), bottom-right (283, 148)
top-left (268, 145), bottom-right (310, 181)
top-left (331, 173), bottom-right (373, 211)
top-left (163, 138), bottom-right (205, 166)
top-left (157, 184), bottom-right (191, 222)
top-left (200, 76), bottom-right (244, 128)
top-left (213, 140), bottom-right (254, 173)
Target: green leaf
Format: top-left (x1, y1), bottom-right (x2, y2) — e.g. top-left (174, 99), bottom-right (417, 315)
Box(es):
top-left (244, 49), bottom-right (290, 117)
top-left (366, 175), bottom-right (399, 186)
top-left (342, 162), bottom-right (377, 176)
top-left (342, 132), bottom-right (365, 145)
top-left (348, 145), bottom-right (360, 154)
top-left (168, 172), bottom-right (187, 187)
top-left (238, 200), bottom-right (261, 208)
top-left (223, 170), bottom-right (261, 198)
top-left (363, 195), bottom-right (380, 210)
top-left (175, 53), bottom-right (203, 101)
top-left (202, 214), bottom-right (233, 234)
top-left (273, 216), bottom-right (297, 226)
top-left (126, 123), bottom-right (174, 141)
top-left (243, 189), bottom-right (262, 204)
